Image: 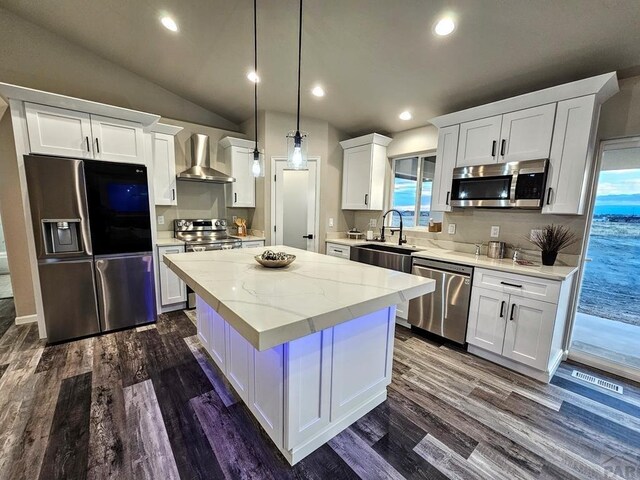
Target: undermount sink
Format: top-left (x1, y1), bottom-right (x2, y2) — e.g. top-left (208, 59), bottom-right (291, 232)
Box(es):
top-left (350, 243), bottom-right (418, 273)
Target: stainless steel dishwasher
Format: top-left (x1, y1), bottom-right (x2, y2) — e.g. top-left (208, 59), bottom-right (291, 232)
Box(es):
top-left (408, 258), bottom-right (473, 344)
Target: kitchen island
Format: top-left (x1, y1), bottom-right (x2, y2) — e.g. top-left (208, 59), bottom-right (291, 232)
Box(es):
top-left (164, 246), bottom-right (434, 465)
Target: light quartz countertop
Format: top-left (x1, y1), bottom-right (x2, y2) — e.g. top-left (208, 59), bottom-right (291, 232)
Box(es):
top-left (156, 237), bottom-right (186, 247)
top-left (325, 238), bottom-right (578, 281)
top-left (164, 246), bottom-right (435, 351)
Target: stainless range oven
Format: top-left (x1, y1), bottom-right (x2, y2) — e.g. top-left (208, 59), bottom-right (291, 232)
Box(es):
top-left (450, 158), bottom-right (548, 208)
top-left (174, 219), bottom-right (242, 307)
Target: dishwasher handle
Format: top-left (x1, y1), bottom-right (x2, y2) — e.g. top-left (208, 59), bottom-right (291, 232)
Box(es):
top-left (412, 263), bottom-right (471, 279)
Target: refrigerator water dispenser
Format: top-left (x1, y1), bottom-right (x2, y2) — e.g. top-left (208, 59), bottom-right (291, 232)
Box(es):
top-left (43, 219), bottom-right (81, 254)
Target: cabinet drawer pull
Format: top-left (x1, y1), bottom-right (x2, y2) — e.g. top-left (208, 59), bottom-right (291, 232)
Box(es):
top-left (491, 140), bottom-right (497, 157)
top-left (499, 300), bottom-right (506, 318)
top-left (364, 193), bottom-right (368, 206)
top-left (500, 139), bottom-right (506, 156)
top-left (510, 303), bottom-right (516, 321)
top-left (500, 281), bottom-right (522, 288)
top-left (546, 187), bottom-right (553, 205)
top-left (85, 136), bottom-right (90, 152)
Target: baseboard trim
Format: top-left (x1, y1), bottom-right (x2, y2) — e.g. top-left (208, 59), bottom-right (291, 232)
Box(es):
top-left (467, 345), bottom-right (557, 383)
top-left (568, 350), bottom-right (640, 384)
top-left (15, 313), bottom-right (37, 325)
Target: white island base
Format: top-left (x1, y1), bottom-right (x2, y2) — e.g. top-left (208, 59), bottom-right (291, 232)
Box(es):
top-left (196, 295), bottom-right (396, 465)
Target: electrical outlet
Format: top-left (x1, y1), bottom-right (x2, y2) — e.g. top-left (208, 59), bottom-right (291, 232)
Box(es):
top-left (448, 223), bottom-right (456, 235)
top-left (157, 215), bottom-right (165, 225)
top-left (490, 225), bottom-right (500, 238)
top-left (369, 218), bottom-right (377, 228)
top-left (329, 217), bottom-right (334, 227)
top-left (530, 229), bottom-right (543, 241)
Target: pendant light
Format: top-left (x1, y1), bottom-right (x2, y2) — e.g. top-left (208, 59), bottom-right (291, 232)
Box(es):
top-left (250, 0), bottom-right (265, 177)
top-left (286, 0), bottom-right (308, 170)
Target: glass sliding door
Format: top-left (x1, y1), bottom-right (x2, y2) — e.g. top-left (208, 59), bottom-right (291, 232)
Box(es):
top-left (570, 139), bottom-right (640, 378)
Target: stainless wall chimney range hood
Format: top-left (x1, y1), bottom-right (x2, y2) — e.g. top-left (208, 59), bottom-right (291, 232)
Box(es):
top-left (178, 134), bottom-right (235, 183)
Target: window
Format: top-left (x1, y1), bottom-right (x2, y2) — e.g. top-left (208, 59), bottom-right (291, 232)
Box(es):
top-left (390, 155), bottom-right (438, 227)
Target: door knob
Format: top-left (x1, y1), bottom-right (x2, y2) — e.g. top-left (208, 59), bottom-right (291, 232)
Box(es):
top-left (302, 234), bottom-right (314, 239)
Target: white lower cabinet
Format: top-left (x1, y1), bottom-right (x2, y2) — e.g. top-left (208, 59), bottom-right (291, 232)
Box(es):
top-left (196, 298), bottom-right (394, 463)
top-left (467, 287), bottom-right (509, 355)
top-left (466, 268), bottom-right (573, 382)
top-left (158, 245), bottom-right (187, 307)
top-left (242, 240), bottom-right (265, 248)
top-left (325, 242), bottom-right (351, 259)
top-left (502, 296), bottom-right (556, 371)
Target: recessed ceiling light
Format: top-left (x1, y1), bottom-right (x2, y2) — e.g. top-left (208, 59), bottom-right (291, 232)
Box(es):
top-left (247, 71), bottom-right (260, 83)
top-left (399, 111), bottom-right (412, 121)
top-left (311, 86), bottom-right (325, 97)
top-left (161, 16), bottom-right (178, 32)
top-left (434, 17), bottom-right (455, 36)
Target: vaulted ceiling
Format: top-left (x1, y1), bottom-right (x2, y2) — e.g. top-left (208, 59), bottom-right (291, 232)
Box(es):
top-left (2, 0), bottom-right (640, 135)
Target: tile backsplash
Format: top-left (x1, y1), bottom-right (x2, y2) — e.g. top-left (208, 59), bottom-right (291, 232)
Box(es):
top-left (352, 208), bottom-right (587, 258)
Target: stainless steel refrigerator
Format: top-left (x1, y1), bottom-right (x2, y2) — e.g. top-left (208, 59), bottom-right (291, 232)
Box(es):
top-left (25, 155), bottom-right (157, 343)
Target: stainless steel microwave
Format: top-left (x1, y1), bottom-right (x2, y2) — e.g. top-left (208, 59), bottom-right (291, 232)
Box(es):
top-left (450, 159), bottom-right (548, 209)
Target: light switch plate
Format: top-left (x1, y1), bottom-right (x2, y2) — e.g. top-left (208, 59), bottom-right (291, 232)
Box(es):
top-left (329, 217), bottom-right (334, 227)
top-left (369, 218), bottom-right (377, 228)
top-left (448, 223), bottom-right (456, 235)
top-left (157, 215), bottom-right (165, 225)
top-left (490, 225), bottom-right (500, 238)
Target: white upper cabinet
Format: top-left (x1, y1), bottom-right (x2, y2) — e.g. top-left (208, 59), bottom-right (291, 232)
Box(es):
top-left (340, 133), bottom-right (392, 210)
top-left (456, 115), bottom-right (503, 167)
top-left (430, 73), bottom-right (619, 217)
top-left (25, 103), bottom-right (93, 158)
top-left (431, 125), bottom-right (459, 212)
top-left (543, 95), bottom-right (597, 215)
top-left (24, 102), bottom-right (145, 163)
top-left (220, 137), bottom-right (256, 208)
top-left (90, 114), bottom-right (145, 164)
top-left (151, 124), bottom-right (182, 206)
top-left (456, 105), bottom-right (556, 167)
top-left (499, 104), bottom-right (556, 163)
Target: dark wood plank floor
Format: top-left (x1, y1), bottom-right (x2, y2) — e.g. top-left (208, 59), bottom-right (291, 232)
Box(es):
top-left (0, 299), bottom-right (639, 479)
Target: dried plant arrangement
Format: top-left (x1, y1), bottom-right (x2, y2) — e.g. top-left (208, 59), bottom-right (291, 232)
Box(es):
top-left (528, 224), bottom-right (579, 266)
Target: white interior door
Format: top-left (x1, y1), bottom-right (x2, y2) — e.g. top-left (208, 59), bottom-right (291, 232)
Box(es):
top-left (274, 159), bottom-right (318, 251)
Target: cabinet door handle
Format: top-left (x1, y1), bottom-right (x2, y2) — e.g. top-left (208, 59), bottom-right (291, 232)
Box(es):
top-left (500, 139), bottom-right (506, 156)
top-left (546, 187), bottom-right (553, 205)
top-left (85, 136), bottom-right (90, 152)
top-left (491, 140), bottom-right (497, 157)
top-left (499, 300), bottom-right (506, 318)
top-left (500, 281), bottom-right (522, 288)
top-left (445, 191), bottom-right (450, 206)
top-left (302, 234), bottom-right (314, 239)
top-left (95, 138), bottom-right (100, 153)
top-left (234, 192), bottom-right (238, 203)
top-left (510, 303), bottom-right (516, 321)
top-left (364, 193), bottom-right (368, 206)
top-left (171, 189), bottom-right (175, 201)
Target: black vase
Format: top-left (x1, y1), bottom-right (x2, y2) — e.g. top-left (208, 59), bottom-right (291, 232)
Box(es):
top-left (541, 251), bottom-right (558, 266)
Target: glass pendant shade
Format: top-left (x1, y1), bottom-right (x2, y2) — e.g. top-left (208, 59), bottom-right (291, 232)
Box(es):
top-left (250, 147), bottom-right (265, 177)
top-left (286, 130), bottom-right (308, 170)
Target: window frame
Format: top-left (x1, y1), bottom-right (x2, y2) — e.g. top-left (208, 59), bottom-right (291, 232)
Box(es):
top-left (389, 152), bottom-right (438, 229)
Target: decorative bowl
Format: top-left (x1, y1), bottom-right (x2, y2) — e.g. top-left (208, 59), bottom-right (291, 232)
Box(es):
top-left (254, 253), bottom-right (296, 268)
